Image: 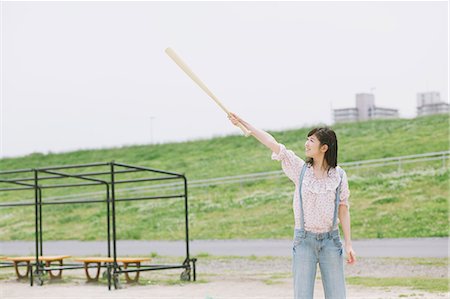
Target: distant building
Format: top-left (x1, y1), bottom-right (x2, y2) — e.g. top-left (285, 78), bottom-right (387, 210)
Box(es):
top-left (417, 92), bottom-right (449, 116)
top-left (334, 107), bottom-right (358, 123)
top-left (333, 93), bottom-right (399, 123)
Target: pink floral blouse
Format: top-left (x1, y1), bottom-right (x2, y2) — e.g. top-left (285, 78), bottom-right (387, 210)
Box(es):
top-left (272, 144), bottom-right (350, 233)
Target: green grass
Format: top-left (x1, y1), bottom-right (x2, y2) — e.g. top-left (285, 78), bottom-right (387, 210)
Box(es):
top-left (0, 114), bottom-right (449, 241)
top-left (263, 272), bottom-right (291, 285)
top-left (381, 257), bottom-right (449, 267)
top-left (346, 276), bottom-right (449, 293)
top-left (1, 114), bottom-right (448, 179)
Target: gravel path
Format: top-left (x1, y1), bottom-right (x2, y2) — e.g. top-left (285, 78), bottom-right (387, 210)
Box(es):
top-left (194, 256), bottom-right (448, 279)
top-left (1, 255), bottom-right (448, 299)
top-left (1, 238), bottom-right (448, 257)
top-left (2, 280), bottom-right (448, 299)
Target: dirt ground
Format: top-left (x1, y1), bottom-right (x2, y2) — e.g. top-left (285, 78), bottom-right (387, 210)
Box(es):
top-left (1, 256), bottom-right (448, 299)
top-left (3, 280), bottom-right (449, 299)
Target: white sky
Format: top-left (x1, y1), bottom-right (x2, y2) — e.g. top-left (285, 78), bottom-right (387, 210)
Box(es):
top-left (1, 1), bottom-right (448, 158)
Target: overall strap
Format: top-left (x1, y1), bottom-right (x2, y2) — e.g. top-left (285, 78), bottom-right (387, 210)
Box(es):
top-left (331, 167), bottom-right (345, 230)
top-left (298, 164), bottom-right (308, 231)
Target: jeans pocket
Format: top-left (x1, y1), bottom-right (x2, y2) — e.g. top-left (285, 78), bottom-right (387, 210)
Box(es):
top-left (293, 236), bottom-right (303, 254)
top-left (332, 236), bottom-right (343, 248)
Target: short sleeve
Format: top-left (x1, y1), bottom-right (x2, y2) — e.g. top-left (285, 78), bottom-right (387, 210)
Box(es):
top-left (272, 143), bottom-right (305, 185)
top-left (338, 168), bottom-right (350, 208)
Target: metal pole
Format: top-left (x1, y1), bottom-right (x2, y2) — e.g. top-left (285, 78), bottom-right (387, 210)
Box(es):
top-left (150, 116), bottom-right (155, 144)
top-left (33, 169), bottom-right (39, 286)
top-left (106, 184), bottom-right (111, 290)
top-left (106, 186), bottom-right (111, 257)
top-left (110, 162), bottom-right (118, 289)
top-left (183, 176), bottom-right (190, 261)
top-left (39, 188), bottom-right (43, 256)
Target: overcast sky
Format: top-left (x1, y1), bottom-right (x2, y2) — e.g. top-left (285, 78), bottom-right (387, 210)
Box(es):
top-left (1, 1), bottom-right (448, 158)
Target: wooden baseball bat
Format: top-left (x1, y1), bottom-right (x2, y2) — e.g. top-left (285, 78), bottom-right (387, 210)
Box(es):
top-left (165, 47), bottom-right (251, 137)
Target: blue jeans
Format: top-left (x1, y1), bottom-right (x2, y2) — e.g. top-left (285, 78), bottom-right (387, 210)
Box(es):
top-left (293, 229), bottom-right (346, 299)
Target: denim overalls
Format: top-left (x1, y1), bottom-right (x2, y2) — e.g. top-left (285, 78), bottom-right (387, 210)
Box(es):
top-left (293, 164), bottom-right (346, 299)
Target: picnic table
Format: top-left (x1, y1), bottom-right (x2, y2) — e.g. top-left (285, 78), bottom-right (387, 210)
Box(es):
top-left (75, 257), bottom-right (151, 283)
top-left (3, 256), bottom-right (71, 280)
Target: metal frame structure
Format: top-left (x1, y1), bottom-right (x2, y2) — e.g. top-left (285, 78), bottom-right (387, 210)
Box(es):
top-left (0, 168), bottom-right (36, 285)
top-left (0, 162), bottom-right (196, 290)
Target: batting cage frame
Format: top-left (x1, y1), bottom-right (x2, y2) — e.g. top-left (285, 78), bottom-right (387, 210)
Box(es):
top-left (0, 162), bottom-right (197, 290)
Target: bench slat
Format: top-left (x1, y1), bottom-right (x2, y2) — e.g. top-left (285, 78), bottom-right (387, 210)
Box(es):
top-left (5, 255), bottom-right (71, 262)
top-left (75, 257), bottom-right (151, 263)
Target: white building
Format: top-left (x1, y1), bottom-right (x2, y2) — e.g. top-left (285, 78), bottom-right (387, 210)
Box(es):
top-left (417, 92), bottom-right (449, 116)
top-left (334, 108), bottom-right (358, 123)
top-left (334, 93), bottom-right (399, 123)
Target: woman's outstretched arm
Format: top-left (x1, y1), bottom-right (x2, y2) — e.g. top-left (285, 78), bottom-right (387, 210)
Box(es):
top-left (228, 112), bottom-right (280, 154)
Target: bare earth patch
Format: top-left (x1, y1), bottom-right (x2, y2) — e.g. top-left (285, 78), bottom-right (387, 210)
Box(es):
top-left (1, 256), bottom-right (448, 299)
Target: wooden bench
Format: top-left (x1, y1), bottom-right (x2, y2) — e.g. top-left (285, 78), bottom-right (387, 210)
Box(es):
top-left (75, 257), bottom-right (151, 283)
top-left (4, 256), bottom-right (71, 280)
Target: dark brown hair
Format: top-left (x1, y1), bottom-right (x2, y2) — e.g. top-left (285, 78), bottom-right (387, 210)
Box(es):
top-left (305, 127), bottom-right (338, 172)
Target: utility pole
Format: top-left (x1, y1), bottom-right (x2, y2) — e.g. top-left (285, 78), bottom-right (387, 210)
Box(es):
top-left (150, 116), bottom-right (155, 144)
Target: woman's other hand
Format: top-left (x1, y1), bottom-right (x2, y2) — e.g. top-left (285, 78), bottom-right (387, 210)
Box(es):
top-left (345, 244), bottom-right (356, 265)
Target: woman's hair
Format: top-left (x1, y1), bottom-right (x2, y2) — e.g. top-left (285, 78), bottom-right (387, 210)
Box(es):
top-left (305, 127), bottom-right (338, 172)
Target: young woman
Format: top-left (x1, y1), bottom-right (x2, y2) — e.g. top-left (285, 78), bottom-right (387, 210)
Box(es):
top-left (228, 112), bottom-right (356, 299)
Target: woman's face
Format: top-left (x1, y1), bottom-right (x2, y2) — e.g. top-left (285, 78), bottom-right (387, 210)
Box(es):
top-left (305, 134), bottom-right (323, 158)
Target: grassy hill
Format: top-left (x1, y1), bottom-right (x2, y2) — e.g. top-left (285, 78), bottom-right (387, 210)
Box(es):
top-left (0, 114), bottom-right (448, 241)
